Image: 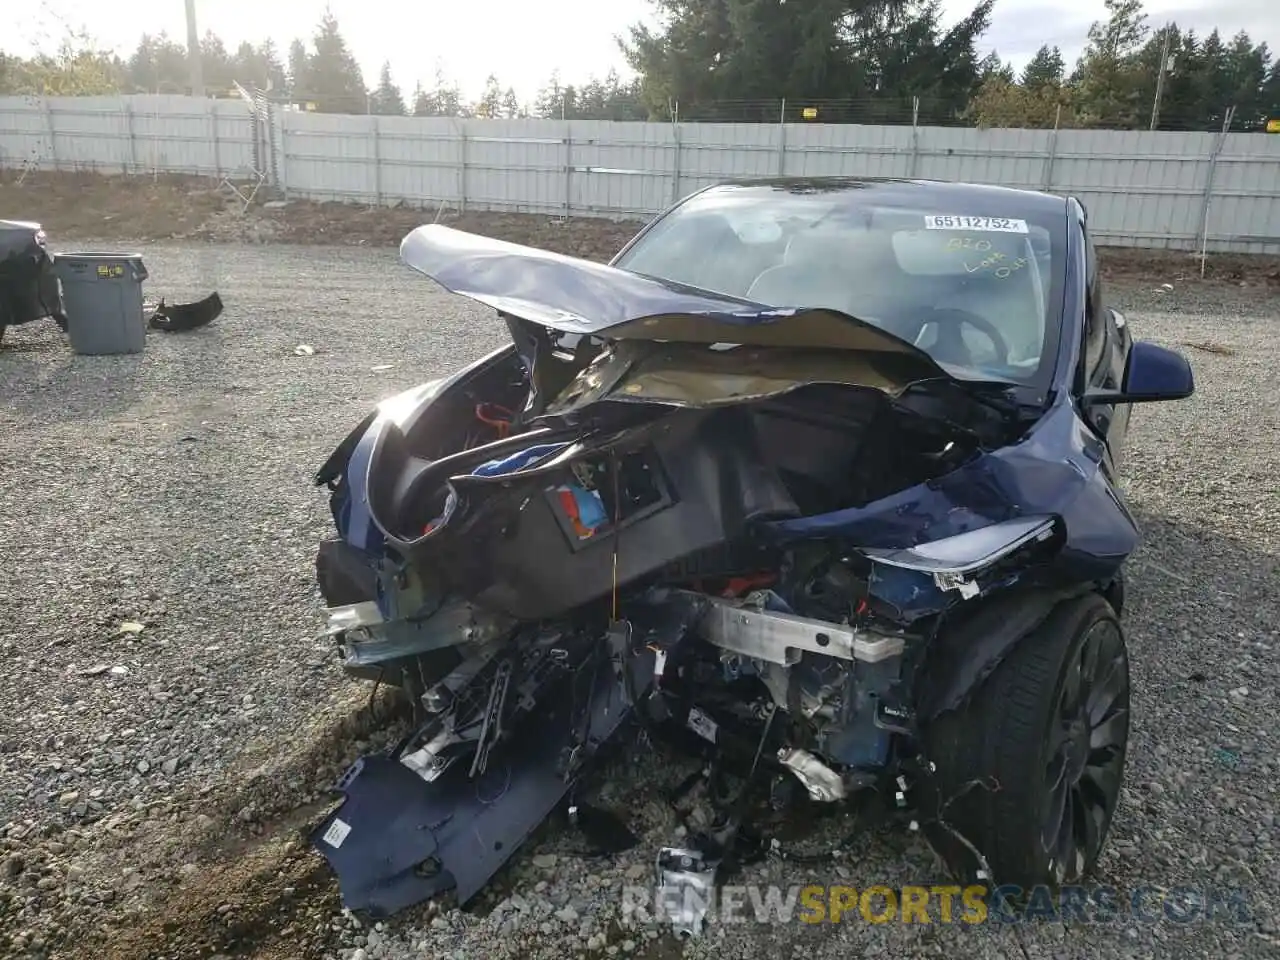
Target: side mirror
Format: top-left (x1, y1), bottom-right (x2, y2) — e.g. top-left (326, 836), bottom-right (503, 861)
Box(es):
top-left (1081, 340), bottom-right (1194, 406)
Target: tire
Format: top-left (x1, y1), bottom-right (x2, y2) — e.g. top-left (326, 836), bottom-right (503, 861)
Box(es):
top-left (919, 592), bottom-right (1130, 890)
top-left (0, 325), bottom-right (5, 348)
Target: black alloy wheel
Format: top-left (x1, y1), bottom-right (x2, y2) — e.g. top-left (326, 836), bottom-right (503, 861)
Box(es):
top-left (1041, 614), bottom-right (1130, 882)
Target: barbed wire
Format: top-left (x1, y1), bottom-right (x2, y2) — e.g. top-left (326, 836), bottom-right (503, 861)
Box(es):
top-left (241, 90), bottom-right (1270, 134)
top-left (4, 75), bottom-right (1266, 134)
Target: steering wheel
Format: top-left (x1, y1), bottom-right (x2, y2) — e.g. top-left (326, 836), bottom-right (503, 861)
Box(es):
top-left (909, 307), bottom-right (1011, 368)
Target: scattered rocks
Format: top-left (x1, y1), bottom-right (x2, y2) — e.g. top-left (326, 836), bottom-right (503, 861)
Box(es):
top-left (0, 234), bottom-right (1275, 960)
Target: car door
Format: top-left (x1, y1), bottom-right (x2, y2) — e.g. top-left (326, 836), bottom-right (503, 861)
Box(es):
top-left (1076, 215), bottom-right (1133, 473)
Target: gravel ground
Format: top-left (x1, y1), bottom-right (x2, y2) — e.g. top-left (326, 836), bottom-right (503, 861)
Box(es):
top-left (0, 241), bottom-right (1277, 960)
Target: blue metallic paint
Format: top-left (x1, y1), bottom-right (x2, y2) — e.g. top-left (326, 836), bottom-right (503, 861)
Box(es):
top-left (326, 182), bottom-right (1183, 626)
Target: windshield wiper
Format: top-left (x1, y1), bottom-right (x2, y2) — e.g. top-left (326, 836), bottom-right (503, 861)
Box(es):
top-left (904, 376), bottom-right (1024, 421)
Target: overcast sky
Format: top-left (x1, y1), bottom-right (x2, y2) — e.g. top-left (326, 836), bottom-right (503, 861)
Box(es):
top-left (4, 0), bottom-right (1276, 103)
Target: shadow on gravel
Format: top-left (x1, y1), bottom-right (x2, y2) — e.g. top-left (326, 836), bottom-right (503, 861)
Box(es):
top-left (44, 691), bottom-right (413, 960)
top-left (1, 309), bottom-right (237, 431)
top-left (0, 339), bottom-right (145, 426)
top-left (23, 507), bottom-right (1277, 960)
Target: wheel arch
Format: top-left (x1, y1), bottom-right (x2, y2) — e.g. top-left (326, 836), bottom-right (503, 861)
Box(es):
top-left (913, 581), bottom-right (1102, 722)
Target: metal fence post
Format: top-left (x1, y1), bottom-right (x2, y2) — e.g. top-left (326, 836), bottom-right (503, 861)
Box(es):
top-left (564, 126), bottom-right (573, 219)
top-left (671, 116), bottom-right (682, 206)
top-left (909, 96), bottom-right (920, 177)
top-left (458, 120), bottom-right (468, 213)
top-left (1197, 105), bottom-right (1236, 276)
top-left (266, 100), bottom-right (281, 189)
top-left (777, 98), bottom-right (787, 175)
top-left (371, 115), bottom-right (382, 206)
top-left (123, 101), bottom-right (138, 173)
top-left (209, 99), bottom-right (221, 178)
top-left (42, 97), bottom-right (57, 171)
top-left (1042, 104), bottom-right (1062, 192)
top-left (279, 121), bottom-right (289, 200)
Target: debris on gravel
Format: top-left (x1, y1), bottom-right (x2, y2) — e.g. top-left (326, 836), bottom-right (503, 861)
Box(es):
top-left (0, 226), bottom-right (1277, 960)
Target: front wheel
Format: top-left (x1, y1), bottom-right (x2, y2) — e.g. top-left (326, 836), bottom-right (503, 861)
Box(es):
top-left (920, 593), bottom-right (1131, 889)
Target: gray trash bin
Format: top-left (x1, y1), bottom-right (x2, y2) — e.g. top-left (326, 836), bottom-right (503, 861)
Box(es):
top-left (52, 253), bottom-right (148, 355)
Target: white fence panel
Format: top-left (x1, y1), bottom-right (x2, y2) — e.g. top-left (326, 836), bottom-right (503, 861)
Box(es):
top-left (4, 94), bottom-right (1280, 253)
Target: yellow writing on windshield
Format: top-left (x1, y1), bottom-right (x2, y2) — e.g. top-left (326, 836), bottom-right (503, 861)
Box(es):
top-left (960, 252), bottom-right (1029, 280)
top-left (945, 236), bottom-right (992, 252)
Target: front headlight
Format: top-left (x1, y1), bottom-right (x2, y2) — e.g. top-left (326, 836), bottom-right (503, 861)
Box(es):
top-left (859, 515), bottom-right (1059, 576)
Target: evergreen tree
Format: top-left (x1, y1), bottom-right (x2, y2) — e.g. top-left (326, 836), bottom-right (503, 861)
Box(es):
top-left (534, 70), bottom-right (569, 118)
top-left (476, 73), bottom-right (503, 117)
top-left (1262, 61), bottom-right (1280, 123)
top-left (127, 32), bottom-right (189, 93)
top-left (303, 12), bottom-right (368, 113)
top-left (200, 30), bottom-right (233, 92)
top-left (978, 52), bottom-right (1015, 84)
top-left (230, 40), bottom-right (286, 92)
top-left (287, 38), bottom-right (310, 99)
top-left (1071, 0), bottom-right (1149, 127)
top-left (411, 68), bottom-right (466, 116)
top-left (370, 61), bottom-right (406, 115)
top-left (501, 87), bottom-right (522, 118)
top-left (1021, 45), bottom-right (1065, 89)
top-left (621, 0), bottom-right (996, 123)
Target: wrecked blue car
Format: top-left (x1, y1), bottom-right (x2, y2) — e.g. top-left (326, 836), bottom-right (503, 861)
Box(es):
top-left (309, 178), bottom-right (1194, 921)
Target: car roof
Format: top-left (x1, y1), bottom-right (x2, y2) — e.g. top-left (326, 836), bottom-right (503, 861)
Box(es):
top-left (693, 177), bottom-right (1070, 218)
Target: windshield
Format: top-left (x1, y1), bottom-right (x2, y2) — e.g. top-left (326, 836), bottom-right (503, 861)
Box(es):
top-left (612, 183), bottom-right (1067, 389)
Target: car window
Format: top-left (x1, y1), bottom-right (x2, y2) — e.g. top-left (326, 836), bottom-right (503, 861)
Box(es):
top-left (615, 189), bottom-right (1065, 386)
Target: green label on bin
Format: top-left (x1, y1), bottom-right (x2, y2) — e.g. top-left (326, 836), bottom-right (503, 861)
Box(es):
top-left (96, 264), bottom-right (125, 279)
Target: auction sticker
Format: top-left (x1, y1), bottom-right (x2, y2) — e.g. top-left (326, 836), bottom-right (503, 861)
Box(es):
top-left (322, 817), bottom-right (352, 849)
top-left (924, 215), bottom-right (1028, 233)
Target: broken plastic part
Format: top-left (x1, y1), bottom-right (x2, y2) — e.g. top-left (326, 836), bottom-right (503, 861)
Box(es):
top-left (655, 847), bottom-right (718, 938)
top-left (311, 640), bottom-right (659, 916)
top-left (777, 747), bottom-right (847, 802)
top-left (147, 291), bottom-right (222, 333)
top-left (324, 601), bottom-right (384, 635)
top-left (933, 571), bottom-right (981, 599)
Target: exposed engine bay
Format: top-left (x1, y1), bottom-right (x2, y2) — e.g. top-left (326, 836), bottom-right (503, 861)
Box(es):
top-left (307, 224), bottom-right (1139, 923)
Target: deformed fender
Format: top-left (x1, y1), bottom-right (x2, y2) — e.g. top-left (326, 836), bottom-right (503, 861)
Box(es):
top-left (912, 582), bottom-right (1094, 722)
top-left (761, 400), bottom-right (1141, 585)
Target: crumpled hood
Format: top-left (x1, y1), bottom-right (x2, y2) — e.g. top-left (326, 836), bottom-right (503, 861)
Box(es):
top-left (399, 224), bottom-right (955, 387)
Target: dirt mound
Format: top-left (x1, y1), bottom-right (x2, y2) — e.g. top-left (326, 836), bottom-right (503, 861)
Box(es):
top-left (0, 169), bottom-right (225, 243)
top-left (1, 169), bottom-right (645, 264)
top-left (0, 690), bottom-right (410, 960)
top-left (237, 201), bottom-right (646, 263)
top-left (4, 168), bottom-right (1277, 280)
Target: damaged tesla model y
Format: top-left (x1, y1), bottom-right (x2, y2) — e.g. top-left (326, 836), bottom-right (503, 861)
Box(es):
top-left (308, 178), bottom-right (1194, 920)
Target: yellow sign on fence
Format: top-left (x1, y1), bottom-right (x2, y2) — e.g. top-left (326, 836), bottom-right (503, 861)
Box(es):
top-left (1266, 118), bottom-right (1280, 133)
top-left (802, 107), bottom-right (818, 120)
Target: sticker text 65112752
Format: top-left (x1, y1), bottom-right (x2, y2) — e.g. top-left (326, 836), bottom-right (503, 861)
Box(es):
top-left (924, 215), bottom-right (1028, 234)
